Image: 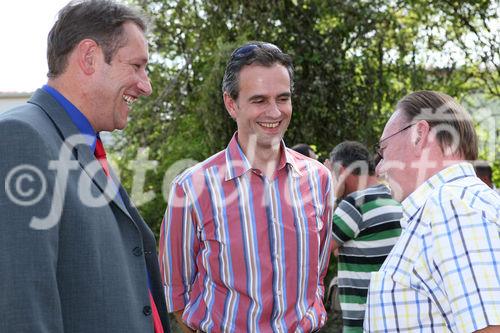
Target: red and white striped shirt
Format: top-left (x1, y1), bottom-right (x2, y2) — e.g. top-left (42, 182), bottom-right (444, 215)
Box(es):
top-left (160, 133), bottom-right (334, 332)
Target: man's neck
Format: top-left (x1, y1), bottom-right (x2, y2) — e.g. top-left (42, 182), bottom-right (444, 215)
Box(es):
top-left (47, 77), bottom-right (96, 131)
top-left (347, 175), bottom-right (379, 194)
top-left (240, 141), bottom-right (282, 179)
top-left (253, 150), bottom-right (281, 179)
top-left (411, 154), bottom-right (464, 192)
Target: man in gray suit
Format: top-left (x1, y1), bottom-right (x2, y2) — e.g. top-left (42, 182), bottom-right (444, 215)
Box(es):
top-left (0, 1), bottom-right (170, 332)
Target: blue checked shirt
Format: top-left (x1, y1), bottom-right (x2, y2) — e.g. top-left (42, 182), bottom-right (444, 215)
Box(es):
top-left (364, 163), bottom-right (500, 332)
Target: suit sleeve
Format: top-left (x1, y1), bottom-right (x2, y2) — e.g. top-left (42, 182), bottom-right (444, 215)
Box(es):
top-left (0, 119), bottom-right (64, 332)
top-left (159, 179), bottom-right (200, 312)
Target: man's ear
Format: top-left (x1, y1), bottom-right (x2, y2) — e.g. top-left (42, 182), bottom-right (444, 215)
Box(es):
top-left (333, 164), bottom-right (347, 199)
top-left (223, 92), bottom-right (237, 119)
top-left (76, 39), bottom-right (99, 75)
top-left (412, 120), bottom-right (430, 156)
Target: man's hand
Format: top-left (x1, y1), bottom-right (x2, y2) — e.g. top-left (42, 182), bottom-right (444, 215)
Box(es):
top-left (173, 310), bottom-right (195, 333)
top-left (331, 239), bottom-right (340, 257)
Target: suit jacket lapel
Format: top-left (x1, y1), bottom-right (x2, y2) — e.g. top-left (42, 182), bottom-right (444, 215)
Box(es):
top-left (28, 89), bottom-right (133, 221)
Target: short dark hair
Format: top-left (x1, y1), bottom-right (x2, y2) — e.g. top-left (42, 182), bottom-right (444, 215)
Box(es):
top-left (473, 160), bottom-right (493, 180)
top-left (222, 41), bottom-right (294, 100)
top-left (47, 0), bottom-right (148, 78)
top-left (291, 143), bottom-right (313, 157)
top-left (396, 90), bottom-right (478, 160)
top-left (329, 141), bottom-right (375, 176)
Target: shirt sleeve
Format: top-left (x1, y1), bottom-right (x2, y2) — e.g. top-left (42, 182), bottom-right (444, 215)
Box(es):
top-left (430, 194), bottom-right (500, 332)
top-left (331, 194), bottom-right (362, 246)
top-left (159, 179), bottom-right (200, 312)
top-left (317, 171), bottom-right (334, 298)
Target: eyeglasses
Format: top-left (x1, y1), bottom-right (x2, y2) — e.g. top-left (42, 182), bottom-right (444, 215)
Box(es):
top-left (374, 123), bottom-right (415, 163)
top-left (231, 43), bottom-right (281, 59)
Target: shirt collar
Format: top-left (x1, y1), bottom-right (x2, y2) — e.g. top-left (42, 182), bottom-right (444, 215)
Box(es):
top-left (224, 132), bottom-right (301, 181)
top-left (42, 84), bottom-right (97, 151)
top-left (401, 162), bottom-right (476, 222)
top-left (284, 147), bottom-right (302, 177)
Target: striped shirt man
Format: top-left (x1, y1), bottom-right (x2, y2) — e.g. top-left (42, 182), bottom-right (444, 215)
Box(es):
top-left (159, 133), bottom-right (334, 332)
top-left (331, 183), bottom-right (402, 333)
top-left (364, 163), bottom-right (500, 332)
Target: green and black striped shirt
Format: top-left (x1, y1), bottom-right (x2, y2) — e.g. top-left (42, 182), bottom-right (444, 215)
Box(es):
top-left (332, 183), bottom-right (402, 333)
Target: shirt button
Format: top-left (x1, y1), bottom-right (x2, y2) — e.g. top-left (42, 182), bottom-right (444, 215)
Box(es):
top-left (277, 290), bottom-right (282, 296)
top-left (132, 247), bottom-right (143, 256)
top-left (143, 305), bottom-right (152, 316)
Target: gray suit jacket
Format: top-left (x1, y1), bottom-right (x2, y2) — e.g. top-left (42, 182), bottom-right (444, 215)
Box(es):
top-left (0, 89), bottom-right (170, 332)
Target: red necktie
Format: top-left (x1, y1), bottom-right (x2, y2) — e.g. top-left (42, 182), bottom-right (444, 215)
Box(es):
top-left (94, 137), bottom-right (164, 333)
top-left (149, 290), bottom-right (164, 333)
top-left (94, 137), bottom-right (110, 177)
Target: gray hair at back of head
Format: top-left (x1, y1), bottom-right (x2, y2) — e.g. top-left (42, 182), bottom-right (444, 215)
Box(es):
top-left (396, 90), bottom-right (478, 160)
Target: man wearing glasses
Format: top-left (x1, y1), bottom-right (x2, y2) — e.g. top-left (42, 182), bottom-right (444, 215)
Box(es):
top-left (159, 42), bottom-right (334, 332)
top-left (365, 91), bottom-right (500, 332)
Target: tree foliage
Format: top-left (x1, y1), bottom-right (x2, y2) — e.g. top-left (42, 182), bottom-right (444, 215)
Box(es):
top-left (114, 0), bottom-right (499, 234)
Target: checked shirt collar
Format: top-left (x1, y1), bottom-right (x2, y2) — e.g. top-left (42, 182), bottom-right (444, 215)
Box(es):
top-left (400, 162), bottom-right (476, 228)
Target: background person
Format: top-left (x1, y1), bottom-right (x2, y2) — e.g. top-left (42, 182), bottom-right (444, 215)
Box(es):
top-left (291, 142), bottom-right (318, 159)
top-left (473, 160), bottom-right (495, 189)
top-left (0, 1), bottom-right (169, 331)
top-left (327, 140), bottom-right (402, 333)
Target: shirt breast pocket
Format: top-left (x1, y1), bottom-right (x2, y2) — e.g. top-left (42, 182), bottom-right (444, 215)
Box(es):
top-left (291, 203), bottom-right (323, 271)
